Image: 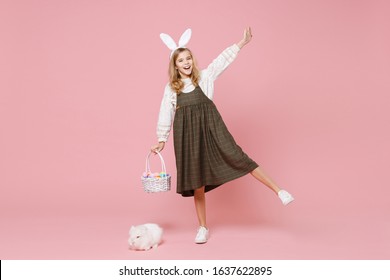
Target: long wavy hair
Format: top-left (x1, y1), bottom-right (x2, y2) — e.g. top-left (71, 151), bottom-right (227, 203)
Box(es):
top-left (169, 48), bottom-right (200, 94)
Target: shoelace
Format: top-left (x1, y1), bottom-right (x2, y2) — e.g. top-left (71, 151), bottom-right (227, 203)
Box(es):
top-left (196, 227), bottom-right (207, 238)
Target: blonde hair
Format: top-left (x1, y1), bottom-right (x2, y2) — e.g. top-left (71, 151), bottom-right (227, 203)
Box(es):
top-left (169, 48), bottom-right (200, 94)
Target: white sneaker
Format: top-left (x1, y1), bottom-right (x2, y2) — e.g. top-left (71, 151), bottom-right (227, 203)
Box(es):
top-left (278, 190), bottom-right (294, 205)
top-left (195, 226), bottom-right (209, 244)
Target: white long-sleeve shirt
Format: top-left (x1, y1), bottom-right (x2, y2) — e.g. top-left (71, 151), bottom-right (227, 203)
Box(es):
top-left (156, 44), bottom-right (241, 142)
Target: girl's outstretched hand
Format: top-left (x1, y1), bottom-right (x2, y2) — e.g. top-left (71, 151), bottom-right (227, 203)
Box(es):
top-left (151, 142), bottom-right (165, 154)
top-left (237, 27), bottom-right (253, 49)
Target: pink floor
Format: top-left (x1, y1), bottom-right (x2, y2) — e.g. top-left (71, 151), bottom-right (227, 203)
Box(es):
top-left (1, 186), bottom-right (389, 260)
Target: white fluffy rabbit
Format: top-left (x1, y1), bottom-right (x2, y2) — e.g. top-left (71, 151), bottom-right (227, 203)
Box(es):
top-left (128, 223), bottom-right (163, 251)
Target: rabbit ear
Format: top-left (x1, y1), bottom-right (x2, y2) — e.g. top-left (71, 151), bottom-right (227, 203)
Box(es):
top-left (159, 33), bottom-right (177, 50)
top-left (178, 28), bottom-right (192, 48)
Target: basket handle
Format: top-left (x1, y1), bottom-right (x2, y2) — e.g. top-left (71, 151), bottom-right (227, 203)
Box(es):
top-left (145, 151), bottom-right (167, 174)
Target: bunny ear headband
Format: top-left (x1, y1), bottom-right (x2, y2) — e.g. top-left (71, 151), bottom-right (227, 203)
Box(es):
top-left (160, 28), bottom-right (192, 58)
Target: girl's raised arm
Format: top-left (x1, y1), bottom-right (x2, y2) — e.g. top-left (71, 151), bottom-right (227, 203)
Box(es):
top-left (204, 27), bottom-right (253, 82)
top-left (237, 27), bottom-right (253, 49)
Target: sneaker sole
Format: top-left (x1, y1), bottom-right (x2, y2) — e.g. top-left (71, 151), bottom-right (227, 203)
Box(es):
top-left (283, 198), bottom-right (295, 206)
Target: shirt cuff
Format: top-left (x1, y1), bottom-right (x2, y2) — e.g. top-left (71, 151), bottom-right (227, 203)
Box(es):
top-left (232, 44), bottom-right (241, 53)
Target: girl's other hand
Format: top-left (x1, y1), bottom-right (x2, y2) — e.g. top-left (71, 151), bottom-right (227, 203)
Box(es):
top-left (151, 142), bottom-right (165, 154)
top-left (237, 27), bottom-right (253, 49)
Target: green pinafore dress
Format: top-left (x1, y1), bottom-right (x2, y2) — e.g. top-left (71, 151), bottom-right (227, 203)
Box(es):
top-left (173, 86), bottom-right (259, 197)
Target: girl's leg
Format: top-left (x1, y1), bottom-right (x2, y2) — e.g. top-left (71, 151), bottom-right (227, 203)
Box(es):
top-left (250, 166), bottom-right (294, 205)
top-left (194, 187), bottom-right (207, 227)
top-left (194, 187), bottom-right (209, 243)
top-left (250, 166), bottom-right (281, 194)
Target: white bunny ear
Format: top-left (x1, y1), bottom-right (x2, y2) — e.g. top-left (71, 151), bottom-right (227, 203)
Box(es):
top-left (178, 28), bottom-right (192, 48)
top-left (159, 33), bottom-right (177, 51)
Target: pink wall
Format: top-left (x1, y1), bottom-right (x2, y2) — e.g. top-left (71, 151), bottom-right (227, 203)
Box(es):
top-left (1, 0), bottom-right (389, 259)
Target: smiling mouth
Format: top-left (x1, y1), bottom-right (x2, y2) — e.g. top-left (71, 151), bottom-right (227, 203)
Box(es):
top-left (183, 65), bottom-right (191, 70)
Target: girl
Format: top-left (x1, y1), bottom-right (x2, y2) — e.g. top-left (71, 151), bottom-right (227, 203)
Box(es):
top-left (151, 27), bottom-right (294, 244)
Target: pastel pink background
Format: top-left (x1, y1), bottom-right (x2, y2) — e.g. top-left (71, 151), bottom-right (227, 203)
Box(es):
top-left (1, 0), bottom-right (389, 259)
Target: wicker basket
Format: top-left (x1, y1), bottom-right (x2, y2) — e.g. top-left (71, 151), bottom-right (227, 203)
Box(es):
top-left (141, 151), bottom-right (171, 193)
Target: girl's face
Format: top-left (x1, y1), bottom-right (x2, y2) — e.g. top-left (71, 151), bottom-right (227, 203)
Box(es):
top-left (175, 50), bottom-right (193, 79)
